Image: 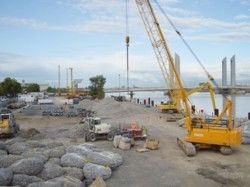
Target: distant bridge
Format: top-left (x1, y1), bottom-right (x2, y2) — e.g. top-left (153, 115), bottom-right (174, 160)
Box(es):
top-left (105, 85), bottom-right (250, 94)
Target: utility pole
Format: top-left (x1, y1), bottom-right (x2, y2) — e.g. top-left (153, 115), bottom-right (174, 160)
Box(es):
top-left (118, 74), bottom-right (121, 96)
top-left (69, 67), bottom-right (73, 94)
top-left (125, 0), bottom-right (130, 92)
top-left (58, 65), bottom-right (61, 96)
top-left (66, 68), bottom-right (69, 90)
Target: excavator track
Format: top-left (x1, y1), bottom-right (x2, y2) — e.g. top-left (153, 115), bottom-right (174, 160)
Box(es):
top-left (177, 138), bottom-right (196, 156)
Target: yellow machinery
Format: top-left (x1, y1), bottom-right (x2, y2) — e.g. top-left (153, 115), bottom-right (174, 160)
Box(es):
top-left (126, 0), bottom-right (179, 113)
top-left (157, 100), bottom-right (178, 113)
top-left (135, 0), bottom-right (241, 156)
top-left (0, 109), bottom-right (19, 137)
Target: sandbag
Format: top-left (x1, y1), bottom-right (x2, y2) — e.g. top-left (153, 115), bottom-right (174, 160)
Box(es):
top-left (7, 142), bottom-right (30, 155)
top-left (61, 153), bottom-right (87, 168)
top-left (0, 154), bottom-right (23, 168)
top-left (0, 149), bottom-right (7, 155)
top-left (118, 140), bottom-right (131, 150)
top-left (83, 163), bottom-right (111, 184)
top-left (113, 135), bottom-right (122, 148)
top-left (0, 168), bottom-right (13, 186)
top-left (28, 176), bottom-right (85, 187)
top-left (49, 146), bottom-right (66, 158)
top-left (63, 167), bottom-right (84, 181)
top-left (47, 158), bottom-right (61, 165)
top-left (86, 151), bottom-right (123, 169)
top-left (11, 158), bottom-right (44, 175)
top-left (38, 163), bottom-right (64, 180)
top-left (66, 144), bottom-right (93, 156)
top-left (145, 138), bottom-right (160, 150)
top-left (22, 151), bottom-right (49, 163)
top-left (12, 174), bottom-right (43, 187)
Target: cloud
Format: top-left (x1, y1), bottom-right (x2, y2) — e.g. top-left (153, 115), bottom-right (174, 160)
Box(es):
top-left (0, 51), bottom-right (160, 86)
top-left (0, 11), bottom-right (250, 43)
top-left (234, 14), bottom-right (250, 21)
top-left (240, 0), bottom-right (250, 6)
top-left (1, 51), bottom-right (249, 87)
top-left (0, 0), bottom-right (250, 42)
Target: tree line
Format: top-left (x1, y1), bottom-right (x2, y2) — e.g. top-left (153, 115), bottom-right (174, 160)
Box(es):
top-left (0, 75), bottom-right (106, 99)
top-left (0, 77), bottom-right (40, 97)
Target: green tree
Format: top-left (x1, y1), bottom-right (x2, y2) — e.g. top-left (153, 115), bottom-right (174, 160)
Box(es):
top-left (0, 77), bottom-right (22, 97)
top-left (26, 83), bottom-right (40, 92)
top-left (47, 87), bottom-right (57, 93)
top-left (88, 75), bottom-right (106, 99)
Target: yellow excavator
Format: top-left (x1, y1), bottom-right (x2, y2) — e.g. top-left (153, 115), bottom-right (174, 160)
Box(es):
top-left (134, 0), bottom-right (242, 156)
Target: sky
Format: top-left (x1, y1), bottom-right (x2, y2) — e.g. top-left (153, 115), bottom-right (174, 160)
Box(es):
top-left (0, 0), bottom-right (250, 88)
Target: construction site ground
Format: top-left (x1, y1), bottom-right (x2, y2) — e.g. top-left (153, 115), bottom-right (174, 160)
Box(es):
top-left (14, 98), bottom-right (250, 187)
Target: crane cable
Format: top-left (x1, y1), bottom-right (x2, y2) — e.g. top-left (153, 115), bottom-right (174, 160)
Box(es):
top-left (153, 0), bottom-right (220, 89)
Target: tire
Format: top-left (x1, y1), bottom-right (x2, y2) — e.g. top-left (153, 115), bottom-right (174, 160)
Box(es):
top-left (107, 133), bottom-right (114, 141)
top-left (89, 132), bottom-right (97, 142)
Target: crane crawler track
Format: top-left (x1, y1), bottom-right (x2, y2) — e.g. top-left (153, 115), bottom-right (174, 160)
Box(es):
top-left (177, 138), bottom-right (196, 156)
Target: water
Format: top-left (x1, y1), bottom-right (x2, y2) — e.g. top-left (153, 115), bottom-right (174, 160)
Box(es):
top-left (107, 91), bottom-right (250, 118)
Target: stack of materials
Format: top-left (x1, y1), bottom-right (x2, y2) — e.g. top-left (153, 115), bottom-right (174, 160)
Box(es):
top-left (113, 135), bottom-right (132, 150)
top-left (0, 142), bottom-right (123, 186)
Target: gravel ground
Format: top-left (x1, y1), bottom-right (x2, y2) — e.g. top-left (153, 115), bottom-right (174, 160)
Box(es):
top-left (11, 97), bottom-right (250, 187)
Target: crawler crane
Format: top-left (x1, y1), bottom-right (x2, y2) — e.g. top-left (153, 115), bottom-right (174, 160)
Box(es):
top-left (134, 0), bottom-right (241, 156)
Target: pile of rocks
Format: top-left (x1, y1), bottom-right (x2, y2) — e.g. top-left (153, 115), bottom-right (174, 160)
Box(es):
top-left (0, 140), bottom-right (123, 186)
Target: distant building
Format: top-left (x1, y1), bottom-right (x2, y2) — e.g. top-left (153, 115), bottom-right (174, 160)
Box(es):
top-left (39, 84), bottom-right (49, 92)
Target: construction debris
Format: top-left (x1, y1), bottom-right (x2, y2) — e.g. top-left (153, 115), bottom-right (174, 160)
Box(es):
top-left (145, 138), bottom-right (160, 150)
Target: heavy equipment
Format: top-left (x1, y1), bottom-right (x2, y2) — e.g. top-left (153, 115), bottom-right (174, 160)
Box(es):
top-left (121, 122), bottom-right (147, 140)
top-left (0, 109), bottom-right (19, 137)
top-left (84, 117), bottom-right (115, 142)
top-left (134, 0), bottom-right (241, 156)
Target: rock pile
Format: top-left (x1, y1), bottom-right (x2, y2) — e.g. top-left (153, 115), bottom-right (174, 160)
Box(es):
top-left (0, 141), bottom-right (123, 186)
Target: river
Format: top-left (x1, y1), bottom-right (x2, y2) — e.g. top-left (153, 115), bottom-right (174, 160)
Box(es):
top-left (107, 92), bottom-right (250, 118)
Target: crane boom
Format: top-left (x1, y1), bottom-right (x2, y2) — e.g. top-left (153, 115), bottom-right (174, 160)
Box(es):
top-left (135, 0), bottom-right (190, 116)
